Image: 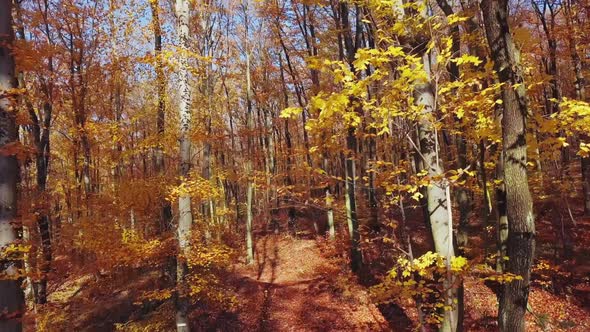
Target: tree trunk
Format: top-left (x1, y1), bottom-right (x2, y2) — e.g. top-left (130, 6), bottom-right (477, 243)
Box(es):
top-left (338, 0), bottom-right (363, 273)
top-left (532, 1), bottom-right (568, 174)
top-left (437, 0), bottom-right (472, 240)
top-left (495, 148), bottom-right (509, 273)
top-left (345, 127), bottom-right (362, 273)
top-left (0, 1), bottom-right (25, 329)
top-left (481, 2), bottom-right (536, 331)
top-left (149, 0), bottom-right (172, 233)
top-left (175, 0), bottom-right (193, 330)
top-left (278, 53), bottom-right (297, 235)
top-left (322, 153), bottom-right (335, 240)
top-left (393, 1), bottom-right (458, 329)
top-left (532, 1), bottom-right (561, 115)
top-left (434, 2), bottom-right (468, 329)
top-left (244, 2), bottom-right (255, 264)
top-left (564, 0), bottom-right (590, 215)
top-left (14, 0), bottom-right (53, 305)
top-left (583, 157), bottom-right (590, 216)
top-left (415, 52), bottom-right (458, 332)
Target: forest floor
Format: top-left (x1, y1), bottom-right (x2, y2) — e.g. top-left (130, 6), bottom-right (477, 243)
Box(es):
top-left (232, 233), bottom-right (389, 331)
top-left (38, 206), bottom-right (590, 331)
top-left (230, 215), bottom-right (590, 332)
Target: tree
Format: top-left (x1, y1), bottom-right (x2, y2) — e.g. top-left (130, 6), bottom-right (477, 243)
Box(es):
top-left (435, 0), bottom-right (473, 252)
top-left (338, 0), bottom-right (362, 274)
top-left (392, 1), bottom-right (459, 330)
top-left (149, 0), bottom-right (173, 234)
top-left (481, 1), bottom-right (536, 331)
top-left (532, 0), bottom-right (562, 116)
top-left (0, 1), bottom-right (25, 330)
top-left (563, 0), bottom-right (590, 215)
top-left (242, 0), bottom-right (255, 265)
top-left (13, 0), bottom-right (54, 305)
top-left (174, 0), bottom-right (193, 330)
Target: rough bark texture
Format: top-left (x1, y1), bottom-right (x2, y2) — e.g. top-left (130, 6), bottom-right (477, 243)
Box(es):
top-left (583, 157), bottom-right (590, 216)
top-left (481, 2), bottom-right (536, 332)
top-left (175, 0), bottom-right (193, 330)
top-left (495, 151), bottom-right (509, 273)
top-left (0, 1), bottom-right (25, 329)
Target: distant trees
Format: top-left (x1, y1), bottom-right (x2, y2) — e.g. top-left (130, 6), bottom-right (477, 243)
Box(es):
top-left (1, 0), bottom-right (589, 330)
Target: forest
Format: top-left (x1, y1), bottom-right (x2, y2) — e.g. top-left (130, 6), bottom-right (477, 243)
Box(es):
top-left (0, 0), bottom-right (589, 331)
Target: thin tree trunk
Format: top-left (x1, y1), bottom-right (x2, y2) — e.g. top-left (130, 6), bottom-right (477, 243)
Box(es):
top-left (244, 1), bottom-right (254, 264)
top-left (149, 0), bottom-right (172, 233)
top-left (345, 127), bottom-right (362, 272)
top-left (32, 104), bottom-right (52, 305)
top-left (362, 13), bottom-right (379, 232)
top-left (14, 0), bottom-right (53, 305)
top-left (532, 1), bottom-right (568, 174)
top-left (339, 0), bottom-right (362, 273)
top-left (564, 0), bottom-right (590, 215)
top-left (275, 23), bottom-right (312, 168)
top-left (109, 0), bottom-right (123, 183)
top-left (278, 53), bottom-right (297, 235)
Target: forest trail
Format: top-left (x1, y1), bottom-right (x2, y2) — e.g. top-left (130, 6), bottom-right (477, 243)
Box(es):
top-left (233, 234), bottom-right (389, 331)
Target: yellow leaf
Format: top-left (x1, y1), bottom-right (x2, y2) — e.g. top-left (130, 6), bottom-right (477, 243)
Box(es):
top-left (447, 13), bottom-right (470, 25)
top-left (280, 107), bottom-right (303, 119)
top-left (451, 54), bottom-right (483, 66)
top-left (411, 192), bottom-right (423, 201)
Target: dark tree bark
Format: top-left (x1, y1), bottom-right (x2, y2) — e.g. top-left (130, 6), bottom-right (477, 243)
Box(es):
top-left (149, 0), bottom-right (173, 233)
top-left (360, 7), bottom-right (379, 233)
top-left (531, 1), bottom-right (561, 115)
top-left (564, 0), bottom-right (590, 215)
top-left (481, 2), bottom-right (536, 332)
top-left (0, 0), bottom-right (25, 330)
top-left (436, 0), bottom-right (473, 251)
top-left (277, 53), bottom-right (297, 234)
top-left (339, 0), bottom-right (362, 273)
top-left (13, 0), bottom-right (54, 305)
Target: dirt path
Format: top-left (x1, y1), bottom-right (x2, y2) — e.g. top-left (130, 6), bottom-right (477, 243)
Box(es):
top-left (233, 235), bottom-right (388, 331)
